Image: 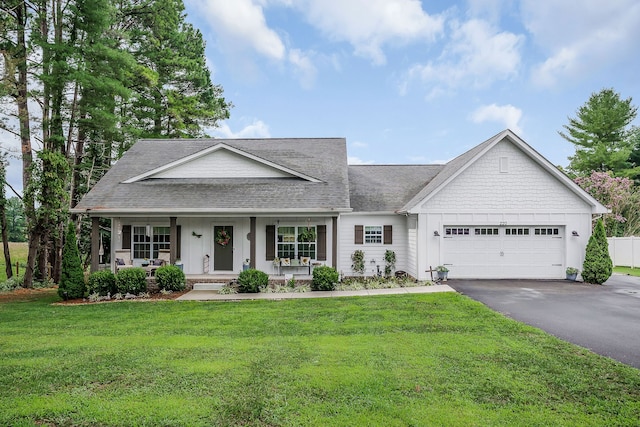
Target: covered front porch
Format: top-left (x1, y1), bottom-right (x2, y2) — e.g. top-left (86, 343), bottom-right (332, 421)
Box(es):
top-left (89, 214), bottom-right (339, 277)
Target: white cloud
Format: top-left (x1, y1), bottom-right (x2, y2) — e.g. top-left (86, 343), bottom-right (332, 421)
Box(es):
top-left (301, 0), bottom-right (444, 65)
top-left (523, 0), bottom-right (640, 87)
top-left (347, 156), bottom-right (375, 165)
top-left (470, 103), bottom-right (523, 134)
top-left (191, 0), bottom-right (285, 60)
top-left (288, 49), bottom-right (317, 89)
top-left (403, 18), bottom-right (523, 94)
top-left (209, 120), bottom-right (271, 139)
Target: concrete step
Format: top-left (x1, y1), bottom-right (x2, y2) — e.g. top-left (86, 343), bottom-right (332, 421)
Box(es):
top-left (192, 283), bottom-right (226, 291)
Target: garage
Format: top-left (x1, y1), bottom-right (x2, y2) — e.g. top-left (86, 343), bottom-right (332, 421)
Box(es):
top-left (441, 226), bottom-right (565, 279)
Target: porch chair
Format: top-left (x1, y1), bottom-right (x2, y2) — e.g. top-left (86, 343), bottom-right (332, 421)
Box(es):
top-left (146, 249), bottom-right (171, 276)
top-left (114, 250), bottom-right (134, 271)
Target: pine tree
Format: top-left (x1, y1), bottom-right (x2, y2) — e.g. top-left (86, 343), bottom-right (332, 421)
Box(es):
top-left (560, 88), bottom-right (638, 177)
top-left (581, 218), bottom-right (613, 285)
top-left (58, 223), bottom-right (86, 299)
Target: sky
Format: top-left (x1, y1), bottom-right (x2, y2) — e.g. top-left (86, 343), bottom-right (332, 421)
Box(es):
top-left (2, 0), bottom-right (639, 195)
top-left (182, 0), bottom-right (640, 167)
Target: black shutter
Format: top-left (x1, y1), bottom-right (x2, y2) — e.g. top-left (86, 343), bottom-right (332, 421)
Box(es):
top-left (383, 225), bottom-right (392, 245)
top-left (317, 225), bottom-right (327, 261)
top-left (122, 225), bottom-right (131, 250)
top-left (266, 225), bottom-right (275, 261)
top-left (355, 225), bottom-right (363, 244)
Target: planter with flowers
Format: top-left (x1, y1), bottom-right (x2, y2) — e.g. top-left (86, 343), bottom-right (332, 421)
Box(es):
top-left (566, 267), bottom-right (579, 281)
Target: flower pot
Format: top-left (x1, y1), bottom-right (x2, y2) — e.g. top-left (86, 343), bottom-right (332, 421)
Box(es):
top-left (437, 271), bottom-right (448, 281)
top-left (566, 273), bottom-right (577, 281)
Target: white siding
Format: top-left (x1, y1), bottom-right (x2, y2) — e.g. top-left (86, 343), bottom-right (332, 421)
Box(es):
top-left (154, 149), bottom-right (291, 179)
top-left (339, 214), bottom-right (408, 277)
top-left (411, 140), bottom-right (595, 280)
top-left (425, 140), bottom-right (588, 212)
top-left (406, 216), bottom-right (418, 278)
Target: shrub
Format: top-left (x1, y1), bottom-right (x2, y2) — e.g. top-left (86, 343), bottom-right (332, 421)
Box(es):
top-left (87, 270), bottom-right (117, 296)
top-left (312, 266), bottom-right (339, 291)
top-left (0, 276), bottom-right (23, 292)
top-left (582, 218), bottom-right (613, 284)
top-left (116, 268), bottom-right (147, 294)
top-left (237, 269), bottom-right (269, 293)
top-left (351, 250), bottom-right (365, 274)
top-left (384, 250), bottom-right (396, 276)
top-left (58, 223), bottom-right (86, 300)
top-left (155, 265), bottom-right (186, 292)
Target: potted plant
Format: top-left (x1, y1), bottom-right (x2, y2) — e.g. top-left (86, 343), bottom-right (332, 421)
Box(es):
top-left (436, 265), bottom-right (449, 281)
top-left (566, 267), bottom-right (579, 281)
top-left (243, 259), bottom-right (251, 271)
top-left (297, 227), bottom-right (316, 242)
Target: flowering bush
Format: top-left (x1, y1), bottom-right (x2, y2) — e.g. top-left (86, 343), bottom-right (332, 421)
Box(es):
top-left (574, 171), bottom-right (635, 236)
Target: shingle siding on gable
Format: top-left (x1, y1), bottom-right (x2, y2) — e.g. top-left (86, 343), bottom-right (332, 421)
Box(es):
top-left (154, 149), bottom-right (291, 179)
top-left (423, 140), bottom-right (589, 212)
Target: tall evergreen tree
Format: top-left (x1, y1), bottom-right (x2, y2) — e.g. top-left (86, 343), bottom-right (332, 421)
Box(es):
top-left (58, 222), bottom-right (85, 299)
top-left (560, 88), bottom-right (638, 177)
top-left (581, 218), bottom-right (613, 285)
top-left (2, 0), bottom-right (230, 287)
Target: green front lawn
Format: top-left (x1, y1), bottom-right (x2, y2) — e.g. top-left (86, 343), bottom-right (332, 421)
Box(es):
top-left (1, 291), bottom-right (638, 426)
top-left (614, 266), bottom-right (640, 277)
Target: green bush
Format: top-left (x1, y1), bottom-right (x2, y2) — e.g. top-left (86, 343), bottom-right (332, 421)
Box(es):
top-left (312, 266), bottom-right (339, 291)
top-left (0, 276), bottom-right (22, 292)
top-left (116, 268), bottom-right (147, 294)
top-left (58, 222), bottom-right (86, 300)
top-left (582, 218), bottom-right (613, 284)
top-left (155, 265), bottom-right (186, 291)
top-left (87, 270), bottom-right (117, 296)
top-left (237, 269), bottom-right (269, 293)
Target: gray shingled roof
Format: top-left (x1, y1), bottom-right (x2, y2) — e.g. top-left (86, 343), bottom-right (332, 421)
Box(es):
top-left (348, 165), bottom-right (444, 212)
top-left (74, 138), bottom-right (351, 214)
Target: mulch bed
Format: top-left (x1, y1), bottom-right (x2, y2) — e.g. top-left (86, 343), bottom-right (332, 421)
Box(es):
top-left (0, 287), bottom-right (188, 305)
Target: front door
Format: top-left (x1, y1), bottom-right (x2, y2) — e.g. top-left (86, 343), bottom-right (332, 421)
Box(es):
top-left (213, 226), bottom-right (234, 271)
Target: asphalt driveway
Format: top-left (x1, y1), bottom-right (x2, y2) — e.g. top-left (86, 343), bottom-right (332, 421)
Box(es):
top-left (447, 275), bottom-right (640, 369)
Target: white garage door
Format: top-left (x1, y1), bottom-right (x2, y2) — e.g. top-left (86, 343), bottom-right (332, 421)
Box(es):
top-left (442, 226), bottom-right (564, 279)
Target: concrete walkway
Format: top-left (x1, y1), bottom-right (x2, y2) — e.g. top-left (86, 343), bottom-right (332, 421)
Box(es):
top-left (177, 284), bottom-right (455, 301)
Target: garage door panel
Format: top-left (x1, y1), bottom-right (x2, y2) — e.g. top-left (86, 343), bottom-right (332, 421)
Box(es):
top-left (442, 226), bottom-right (564, 279)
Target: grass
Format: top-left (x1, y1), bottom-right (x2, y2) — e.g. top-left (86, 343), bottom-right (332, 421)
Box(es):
top-left (1, 291), bottom-right (639, 426)
top-left (613, 266), bottom-right (640, 277)
top-left (0, 241), bottom-right (28, 282)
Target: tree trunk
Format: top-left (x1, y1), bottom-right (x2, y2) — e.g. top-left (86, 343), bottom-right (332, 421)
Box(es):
top-left (15, 0), bottom-right (36, 288)
top-left (0, 161), bottom-right (13, 280)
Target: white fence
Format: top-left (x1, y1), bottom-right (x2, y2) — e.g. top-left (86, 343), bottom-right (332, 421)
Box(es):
top-left (607, 237), bottom-right (640, 267)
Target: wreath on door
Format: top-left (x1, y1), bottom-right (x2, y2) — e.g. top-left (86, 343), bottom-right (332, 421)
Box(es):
top-left (216, 229), bottom-right (231, 247)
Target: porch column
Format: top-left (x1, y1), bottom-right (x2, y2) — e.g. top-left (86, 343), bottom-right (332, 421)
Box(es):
top-left (91, 217), bottom-right (100, 273)
top-left (170, 217), bottom-right (177, 265)
top-left (250, 216), bottom-right (256, 268)
top-left (332, 216), bottom-right (338, 268)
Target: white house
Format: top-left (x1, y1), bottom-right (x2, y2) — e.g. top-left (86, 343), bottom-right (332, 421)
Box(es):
top-left (72, 129), bottom-right (607, 281)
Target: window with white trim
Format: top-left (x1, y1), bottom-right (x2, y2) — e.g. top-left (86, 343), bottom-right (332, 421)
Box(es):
top-left (133, 226), bottom-right (170, 259)
top-left (474, 228), bottom-right (499, 235)
top-left (277, 226), bottom-right (316, 259)
top-left (445, 227), bottom-right (470, 236)
top-left (365, 226), bottom-right (383, 243)
top-left (505, 228), bottom-right (530, 236)
top-left (534, 228), bottom-right (559, 236)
